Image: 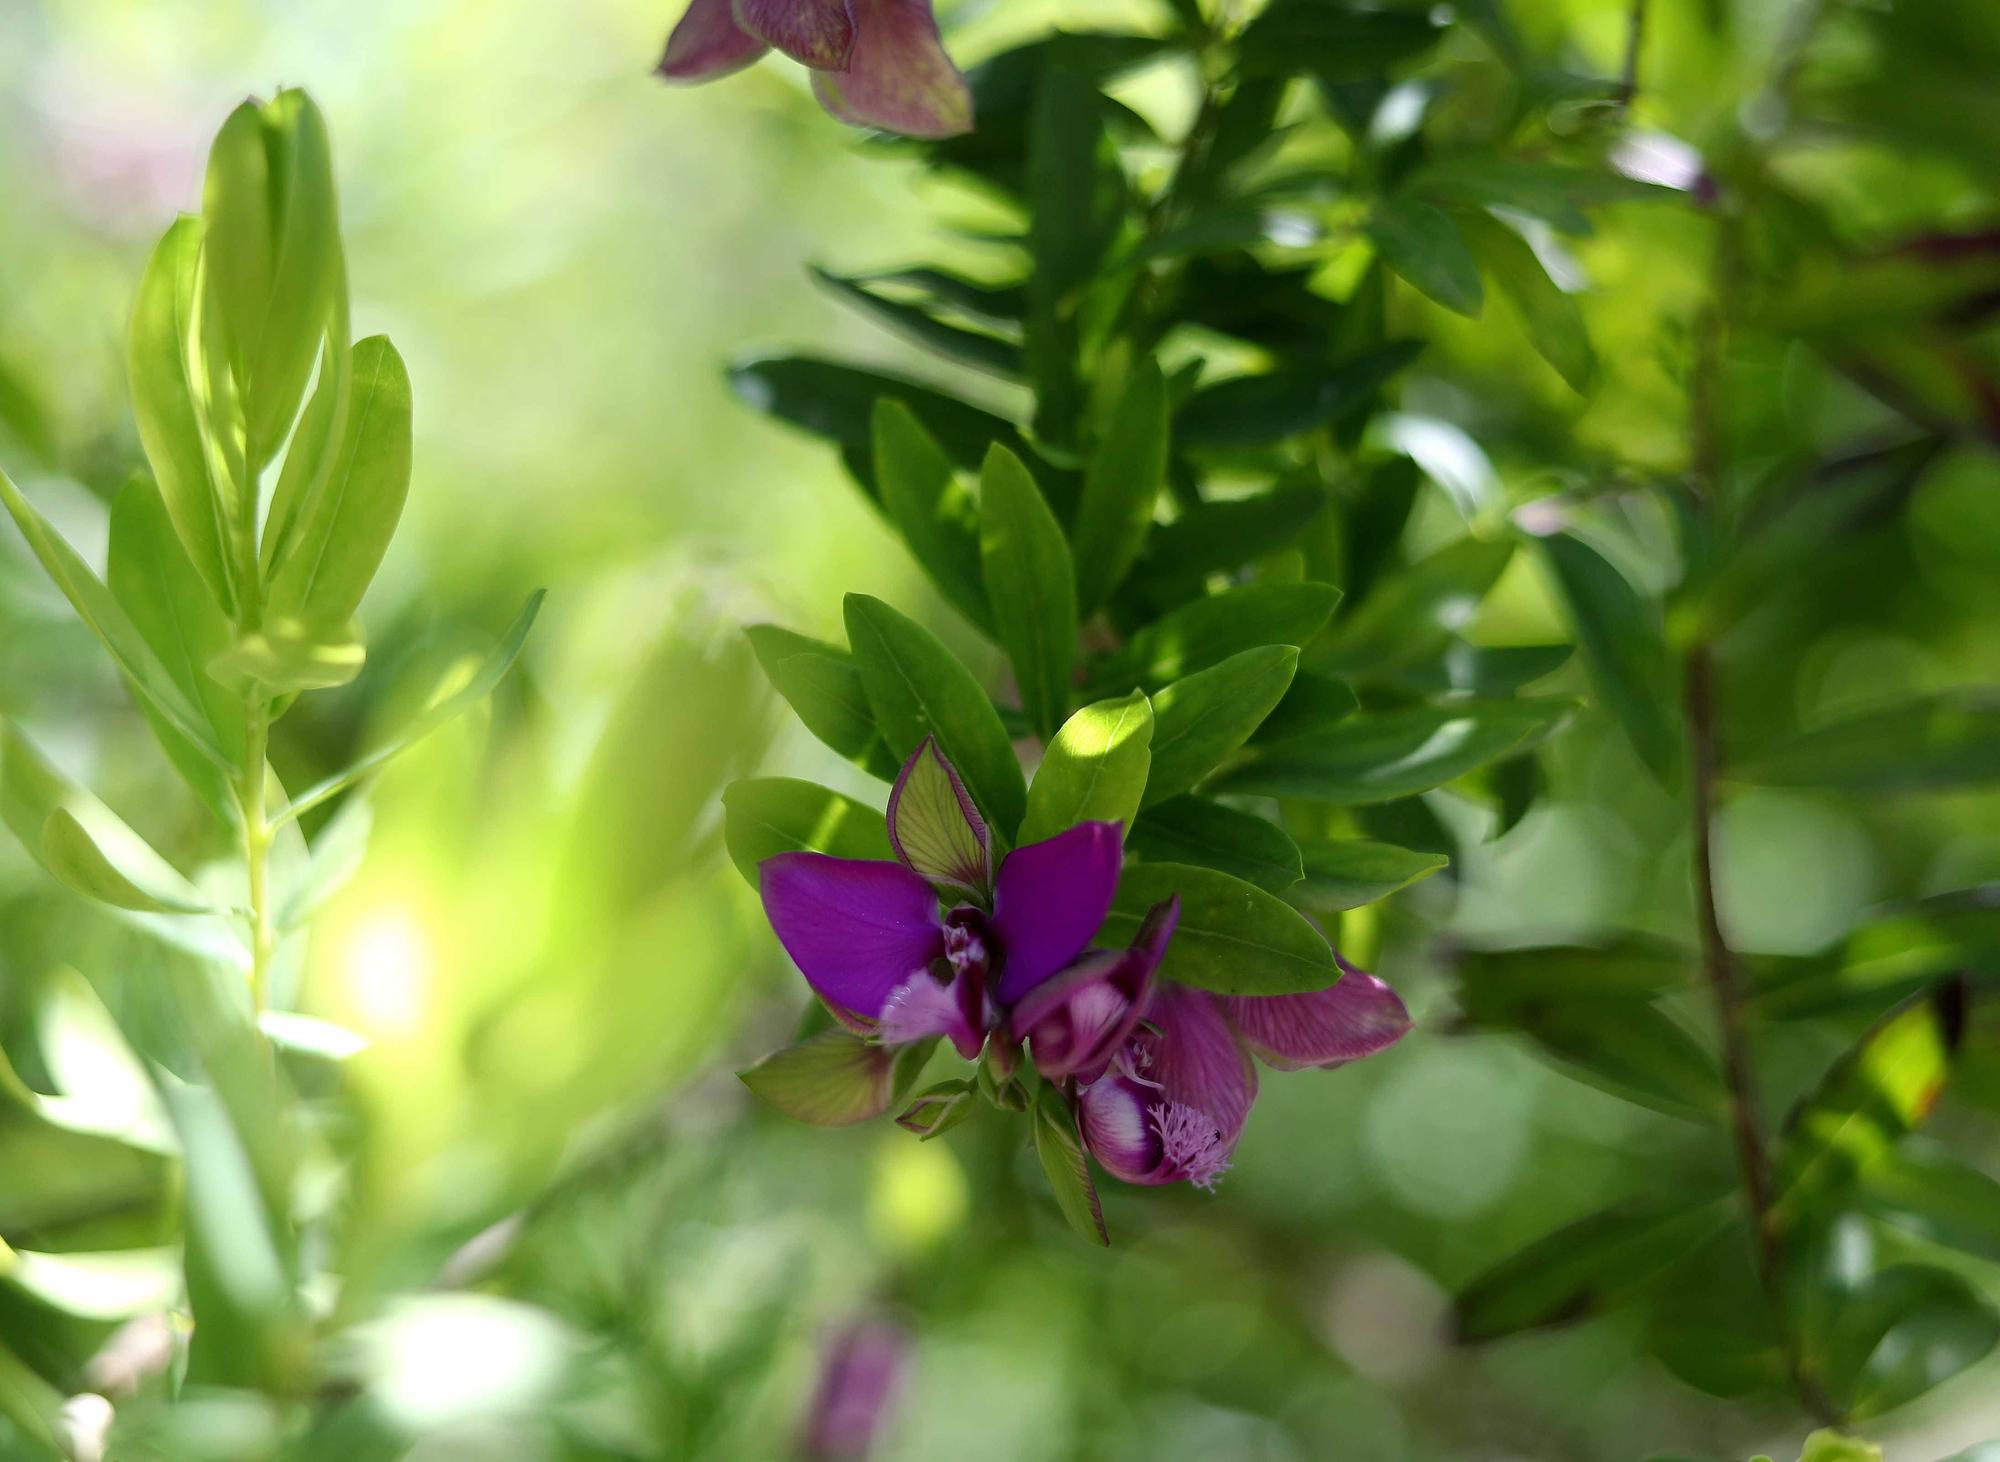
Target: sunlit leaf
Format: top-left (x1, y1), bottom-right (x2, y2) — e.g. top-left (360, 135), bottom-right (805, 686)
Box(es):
top-left (1019, 691), bottom-right (1153, 845)
top-left (0, 1239), bottom-right (181, 1321)
top-left (208, 615), bottom-right (366, 697)
top-left (1101, 862), bottom-right (1338, 996)
top-left (721, 778), bottom-right (892, 889)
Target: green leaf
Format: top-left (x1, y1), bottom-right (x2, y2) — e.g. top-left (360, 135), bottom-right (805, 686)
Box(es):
top-left (1368, 196), bottom-right (1484, 317)
top-left (260, 303), bottom-right (353, 578)
top-left (0, 1239), bottom-right (181, 1321)
top-left (1175, 342), bottom-right (1422, 448)
top-left (1467, 992), bottom-right (1726, 1122)
top-left (1314, 536), bottom-right (1515, 675)
top-left (1089, 582), bottom-right (1340, 693)
top-left (1536, 532), bottom-right (1681, 786)
top-left (727, 355), bottom-right (1022, 497)
top-left (1032, 1084), bottom-right (1108, 1245)
top-left (1796, 1432), bottom-right (1885, 1462)
top-left (127, 215), bottom-right (235, 611)
top-left (0, 720), bottom-right (242, 966)
top-left (1863, 1151), bottom-right (2000, 1264)
top-left (1288, 836), bottom-right (1447, 912)
top-left (1144, 645), bottom-right (1297, 807)
top-left (1020, 692), bottom-right (1153, 845)
top-left (1384, 642), bottom-right (1574, 697)
top-left (811, 267), bottom-right (1023, 378)
top-left (721, 779), bottom-right (892, 889)
top-left (1251, 671), bottom-right (1361, 743)
top-left (208, 615), bottom-right (365, 697)
top-left (1459, 211), bottom-right (1596, 391)
top-left (1734, 692), bottom-right (2000, 792)
top-left (106, 475), bottom-right (243, 818)
top-left (276, 590), bottom-right (542, 825)
top-left (1237, 0), bottom-right (1443, 84)
top-left (266, 335), bottom-right (410, 623)
top-left (1774, 979), bottom-right (1969, 1226)
top-left (1820, 1264), bottom-right (1999, 1420)
top-left (1132, 485), bottom-right (1328, 585)
top-left (1215, 699), bottom-right (1573, 805)
top-left (1454, 1192), bottom-right (1734, 1341)
top-left (1100, 861), bottom-right (1339, 995)
top-left (0, 968), bottom-right (177, 1154)
top-left (744, 625), bottom-right (896, 777)
top-left (979, 444), bottom-right (1076, 742)
top-left (873, 400), bottom-right (993, 632)
top-left (41, 807), bottom-right (212, 914)
top-left (1456, 939), bottom-right (1695, 1005)
top-left (740, 1029), bottom-right (898, 1127)
top-left (201, 90), bottom-right (343, 469)
top-left (1073, 358), bottom-right (1166, 613)
top-left (0, 466), bottom-right (230, 771)
top-left (889, 738), bottom-right (991, 893)
top-left (0, 1336), bottom-right (64, 1454)
top-left (844, 593), bottom-right (1027, 836)
top-left (1130, 798), bottom-right (1302, 892)
top-left (898, 1079), bottom-right (981, 1139)
top-left (277, 794), bottom-right (373, 931)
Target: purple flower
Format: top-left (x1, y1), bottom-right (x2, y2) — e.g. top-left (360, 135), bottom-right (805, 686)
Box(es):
top-left (759, 738), bottom-right (1129, 1061)
top-left (1076, 959), bottom-right (1412, 1191)
top-left (800, 1315), bottom-right (909, 1460)
top-left (657, 0), bottom-right (972, 139)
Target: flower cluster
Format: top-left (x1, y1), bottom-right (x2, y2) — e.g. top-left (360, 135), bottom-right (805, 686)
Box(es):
top-left (752, 739), bottom-right (1410, 1204)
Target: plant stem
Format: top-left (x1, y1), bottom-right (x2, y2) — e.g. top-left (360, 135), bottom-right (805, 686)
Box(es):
top-left (242, 701), bottom-right (275, 1017)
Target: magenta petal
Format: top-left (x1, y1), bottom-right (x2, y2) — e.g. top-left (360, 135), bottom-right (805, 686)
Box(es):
top-left (1223, 961), bottom-right (1412, 1072)
top-left (809, 0), bottom-right (972, 138)
top-left (736, 0), bottom-right (856, 69)
top-left (1136, 983), bottom-right (1257, 1146)
top-left (659, 0), bottom-right (769, 80)
top-left (879, 972), bottom-right (984, 1059)
top-left (990, 821), bottom-right (1124, 1004)
top-left (760, 852), bottom-right (945, 1021)
top-left (1012, 897), bottom-right (1178, 1081)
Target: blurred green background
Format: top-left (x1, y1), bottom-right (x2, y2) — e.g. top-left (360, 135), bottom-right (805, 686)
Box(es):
top-left (4, 1), bottom-right (2000, 1459)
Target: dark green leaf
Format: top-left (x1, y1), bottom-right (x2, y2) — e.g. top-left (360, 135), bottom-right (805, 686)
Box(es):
top-left (1315, 536), bottom-right (1514, 675)
top-left (1368, 196), bottom-right (1483, 317)
top-left (1073, 358), bottom-right (1166, 612)
top-left (1821, 1264), bottom-right (1999, 1420)
top-left (1537, 532), bottom-right (1680, 785)
top-left (1455, 1192), bottom-right (1734, 1340)
top-left (844, 594), bottom-right (1027, 836)
top-left (1090, 582), bottom-right (1340, 693)
top-left (1470, 995), bottom-right (1726, 1122)
top-left (873, 400), bottom-right (993, 632)
top-left (1383, 642), bottom-right (1574, 697)
top-left (1288, 836), bottom-right (1447, 912)
top-left (1019, 691), bottom-right (1153, 845)
top-left (1863, 1151), bottom-right (2000, 1264)
top-left (1100, 861), bottom-right (1339, 995)
top-left (1734, 692), bottom-right (2000, 792)
top-left (1134, 485), bottom-right (1328, 585)
top-left (1145, 645), bottom-right (1297, 806)
top-left (1176, 342), bottom-right (1422, 447)
top-left (1238, 0), bottom-right (1443, 84)
top-left (1459, 211), bottom-right (1596, 391)
top-left (1456, 939), bottom-right (1695, 1006)
top-left (1252, 671), bottom-right (1360, 743)
top-left (720, 778), bottom-right (894, 889)
top-left (1214, 699), bottom-right (1573, 804)
top-left (1130, 797), bottom-right (1303, 892)
top-left (980, 444), bottom-right (1076, 742)
top-left (812, 267), bottom-right (1023, 378)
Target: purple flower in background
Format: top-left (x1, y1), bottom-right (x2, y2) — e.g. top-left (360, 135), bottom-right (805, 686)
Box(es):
top-left (759, 738), bottom-right (1137, 1061)
top-left (1076, 959), bottom-right (1412, 1191)
top-left (800, 1315), bottom-right (909, 1461)
top-left (658, 0), bottom-right (973, 139)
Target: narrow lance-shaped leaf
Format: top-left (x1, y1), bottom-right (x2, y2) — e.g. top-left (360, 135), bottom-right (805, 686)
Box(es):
top-left (1367, 195), bottom-right (1484, 317)
top-left (979, 444), bottom-right (1076, 742)
top-left (1214, 699), bottom-right (1574, 805)
top-left (721, 778), bottom-right (891, 892)
top-left (208, 616), bottom-right (366, 698)
top-left (1088, 581), bottom-right (1340, 693)
top-left (41, 808), bottom-right (213, 915)
top-left (873, 400), bottom-right (993, 632)
top-left (0, 467), bottom-right (230, 771)
top-left (1314, 536), bottom-right (1514, 674)
top-left (811, 267), bottom-right (1023, 378)
top-left (1174, 342), bottom-right (1423, 448)
top-left (843, 593), bottom-right (1027, 837)
top-left (275, 590), bottom-right (543, 825)
top-left (1020, 691), bottom-right (1153, 845)
top-left (744, 625), bottom-right (899, 779)
top-left (127, 215), bottom-right (235, 611)
top-left (1099, 862), bottom-right (1338, 996)
top-left (1144, 645), bottom-right (1297, 807)
top-left (1458, 210), bottom-right (1595, 392)
top-left (1033, 1083), bottom-right (1108, 1245)
top-left (1536, 532), bottom-right (1680, 786)
top-left (1286, 836), bottom-right (1446, 912)
top-left (1733, 692), bottom-right (2000, 792)
top-left (106, 475), bottom-right (243, 820)
top-left (267, 335), bottom-right (410, 623)
top-left (1072, 358), bottom-right (1165, 611)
